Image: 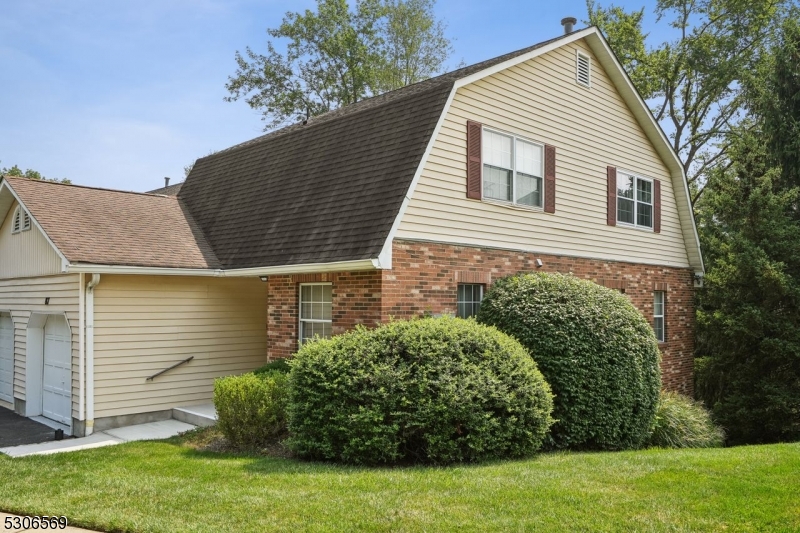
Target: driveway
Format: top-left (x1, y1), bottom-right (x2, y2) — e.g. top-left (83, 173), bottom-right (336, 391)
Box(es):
top-left (0, 407), bottom-right (61, 447)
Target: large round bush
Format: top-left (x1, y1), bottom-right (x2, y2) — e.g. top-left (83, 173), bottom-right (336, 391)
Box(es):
top-left (287, 317), bottom-right (554, 465)
top-left (477, 273), bottom-right (661, 450)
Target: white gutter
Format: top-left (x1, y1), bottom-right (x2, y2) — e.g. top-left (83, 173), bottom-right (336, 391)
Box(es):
top-left (78, 273), bottom-right (85, 422)
top-left (85, 274), bottom-right (100, 436)
top-left (65, 258), bottom-right (384, 277)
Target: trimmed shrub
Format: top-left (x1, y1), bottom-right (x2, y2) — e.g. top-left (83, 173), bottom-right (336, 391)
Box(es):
top-left (287, 317), bottom-right (554, 465)
top-left (214, 370), bottom-right (288, 448)
top-left (648, 392), bottom-right (725, 448)
top-left (254, 359), bottom-right (291, 375)
top-left (477, 272), bottom-right (661, 451)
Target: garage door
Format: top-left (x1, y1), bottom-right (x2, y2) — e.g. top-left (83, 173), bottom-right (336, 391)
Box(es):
top-left (42, 315), bottom-right (71, 424)
top-left (0, 314), bottom-right (13, 404)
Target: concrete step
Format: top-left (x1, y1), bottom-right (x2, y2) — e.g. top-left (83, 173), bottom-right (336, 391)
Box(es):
top-left (172, 404), bottom-right (217, 427)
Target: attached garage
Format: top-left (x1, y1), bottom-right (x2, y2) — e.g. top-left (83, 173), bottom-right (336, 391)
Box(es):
top-left (0, 177), bottom-right (270, 437)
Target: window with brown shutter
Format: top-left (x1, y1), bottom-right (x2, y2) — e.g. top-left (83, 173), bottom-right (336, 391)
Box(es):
top-left (466, 120), bottom-right (482, 199)
top-left (607, 166), bottom-right (617, 226)
top-left (654, 179), bottom-right (661, 233)
top-left (613, 168), bottom-right (656, 230)
top-left (544, 144), bottom-right (556, 213)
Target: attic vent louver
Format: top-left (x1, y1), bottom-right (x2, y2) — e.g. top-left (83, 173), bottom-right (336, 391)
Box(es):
top-left (576, 51), bottom-right (591, 87)
top-left (22, 210), bottom-right (31, 231)
top-left (11, 206), bottom-right (21, 233)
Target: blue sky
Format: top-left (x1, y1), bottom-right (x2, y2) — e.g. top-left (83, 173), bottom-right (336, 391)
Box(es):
top-left (1, 0), bottom-right (667, 191)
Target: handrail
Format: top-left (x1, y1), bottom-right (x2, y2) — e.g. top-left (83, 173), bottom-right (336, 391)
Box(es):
top-left (146, 356), bottom-right (194, 382)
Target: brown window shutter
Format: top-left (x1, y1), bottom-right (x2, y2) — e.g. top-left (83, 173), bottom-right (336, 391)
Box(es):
top-left (654, 179), bottom-right (661, 233)
top-left (544, 144), bottom-right (556, 213)
top-left (607, 166), bottom-right (617, 226)
top-left (466, 120), bottom-right (482, 199)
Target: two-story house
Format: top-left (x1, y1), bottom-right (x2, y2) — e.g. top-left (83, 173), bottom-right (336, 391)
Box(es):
top-left (0, 25), bottom-right (702, 437)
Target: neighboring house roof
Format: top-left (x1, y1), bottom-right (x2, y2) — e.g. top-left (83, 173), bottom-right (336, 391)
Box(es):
top-left (148, 181), bottom-right (183, 196)
top-left (178, 33), bottom-right (571, 270)
top-left (0, 176), bottom-right (220, 269)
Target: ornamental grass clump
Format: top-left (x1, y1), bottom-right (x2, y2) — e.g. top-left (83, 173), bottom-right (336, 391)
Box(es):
top-left (649, 391), bottom-right (725, 448)
top-left (287, 317), bottom-right (554, 465)
top-left (477, 272), bottom-right (661, 451)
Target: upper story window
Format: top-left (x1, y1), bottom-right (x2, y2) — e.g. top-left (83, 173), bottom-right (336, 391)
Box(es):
top-left (299, 283), bottom-right (332, 345)
top-left (483, 129), bottom-right (543, 208)
top-left (11, 206), bottom-right (31, 234)
top-left (617, 171), bottom-right (653, 229)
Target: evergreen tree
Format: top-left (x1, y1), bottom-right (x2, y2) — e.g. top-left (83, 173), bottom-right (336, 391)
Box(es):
top-left (695, 19), bottom-right (800, 444)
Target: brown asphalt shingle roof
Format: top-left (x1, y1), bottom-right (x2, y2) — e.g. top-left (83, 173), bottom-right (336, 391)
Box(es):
top-left (147, 181), bottom-right (184, 196)
top-left (4, 176), bottom-right (220, 269)
top-left (179, 33), bottom-right (572, 270)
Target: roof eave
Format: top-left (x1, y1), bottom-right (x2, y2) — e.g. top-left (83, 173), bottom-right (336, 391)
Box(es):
top-left (65, 257), bottom-right (383, 277)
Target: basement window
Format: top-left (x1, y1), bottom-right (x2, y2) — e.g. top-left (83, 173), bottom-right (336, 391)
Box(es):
top-left (457, 284), bottom-right (484, 319)
top-left (299, 283), bottom-right (332, 345)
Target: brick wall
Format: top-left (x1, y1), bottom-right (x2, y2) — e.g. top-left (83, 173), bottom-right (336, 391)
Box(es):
top-left (382, 240), bottom-right (695, 395)
top-left (264, 240), bottom-right (695, 395)
top-left (266, 271), bottom-right (382, 360)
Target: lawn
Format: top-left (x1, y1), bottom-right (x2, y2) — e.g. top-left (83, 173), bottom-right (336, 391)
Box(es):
top-left (0, 434), bottom-right (798, 533)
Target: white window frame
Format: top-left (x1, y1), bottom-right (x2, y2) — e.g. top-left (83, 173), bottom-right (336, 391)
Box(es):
top-left (481, 126), bottom-right (545, 210)
top-left (576, 50), bottom-right (591, 88)
top-left (616, 170), bottom-right (654, 230)
top-left (457, 284), bottom-right (484, 319)
top-left (653, 291), bottom-right (665, 343)
top-left (298, 282), bottom-right (333, 346)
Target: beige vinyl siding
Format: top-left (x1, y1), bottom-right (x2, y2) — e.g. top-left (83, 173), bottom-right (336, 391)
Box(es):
top-left (0, 275), bottom-right (80, 414)
top-left (0, 201), bottom-right (63, 279)
top-left (92, 275), bottom-right (268, 418)
top-left (396, 39), bottom-right (691, 268)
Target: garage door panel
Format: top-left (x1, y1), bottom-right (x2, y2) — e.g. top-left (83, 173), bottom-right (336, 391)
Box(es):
top-left (0, 314), bottom-right (12, 404)
top-left (42, 315), bottom-right (71, 424)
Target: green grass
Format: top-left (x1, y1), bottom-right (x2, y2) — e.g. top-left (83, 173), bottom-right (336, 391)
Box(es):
top-left (0, 434), bottom-right (798, 532)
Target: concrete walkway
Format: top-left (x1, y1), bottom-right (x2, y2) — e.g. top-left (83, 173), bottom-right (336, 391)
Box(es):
top-left (1, 512), bottom-right (98, 532)
top-left (0, 419), bottom-right (195, 458)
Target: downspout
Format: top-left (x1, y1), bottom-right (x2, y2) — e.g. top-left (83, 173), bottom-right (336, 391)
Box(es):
top-left (85, 274), bottom-right (100, 435)
top-left (78, 273), bottom-right (85, 424)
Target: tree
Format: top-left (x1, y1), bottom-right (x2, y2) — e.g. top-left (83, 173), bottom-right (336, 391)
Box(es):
top-left (694, 19), bottom-right (800, 444)
top-left (0, 162), bottom-right (70, 184)
top-left (225, 0), bottom-right (453, 130)
top-left (587, 0), bottom-right (782, 204)
top-left (375, 0), bottom-right (452, 93)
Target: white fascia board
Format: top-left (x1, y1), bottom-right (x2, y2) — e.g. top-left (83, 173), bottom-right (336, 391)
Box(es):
top-left (223, 258), bottom-right (380, 277)
top-left (0, 181), bottom-right (71, 270)
top-left (66, 258), bottom-right (381, 277)
top-left (66, 264), bottom-right (225, 276)
top-left (583, 31), bottom-right (704, 274)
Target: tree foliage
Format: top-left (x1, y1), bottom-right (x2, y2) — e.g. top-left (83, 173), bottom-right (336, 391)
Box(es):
top-left (695, 18), bottom-right (800, 445)
top-left (0, 162), bottom-right (70, 184)
top-left (226, 0), bottom-right (453, 130)
top-left (587, 0), bottom-right (782, 204)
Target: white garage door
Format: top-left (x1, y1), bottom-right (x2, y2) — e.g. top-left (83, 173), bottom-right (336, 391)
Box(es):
top-left (0, 314), bottom-right (13, 404)
top-left (42, 315), bottom-right (71, 424)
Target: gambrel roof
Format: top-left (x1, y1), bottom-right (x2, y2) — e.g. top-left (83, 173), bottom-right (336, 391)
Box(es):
top-left (0, 28), bottom-right (703, 275)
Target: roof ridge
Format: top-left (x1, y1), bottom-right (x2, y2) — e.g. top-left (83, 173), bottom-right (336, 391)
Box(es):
top-left (2, 175), bottom-right (177, 199)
